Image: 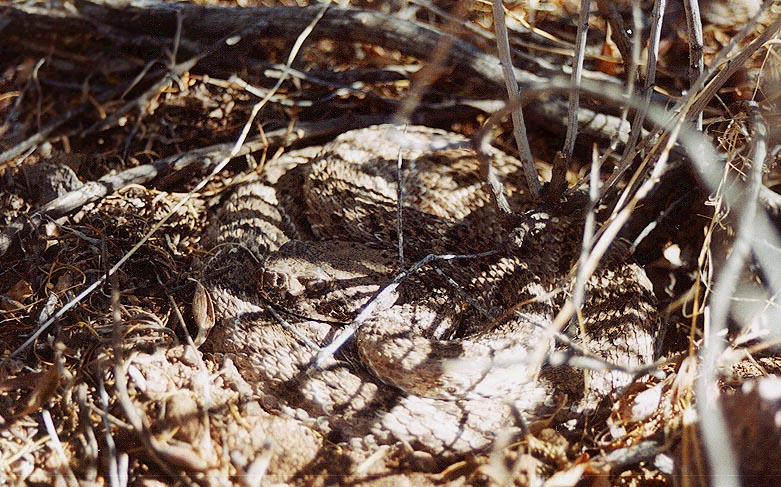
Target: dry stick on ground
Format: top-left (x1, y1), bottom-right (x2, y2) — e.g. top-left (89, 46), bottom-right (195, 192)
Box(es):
top-left (0, 0), bottom-right (640, 260)
top-left (95, 370), bottom-right (126, 487)
top-left (683, 0), bottom-right (776, 118)
top-left (79, 14), bottom-right (234, 140)
top-left (0, 1), bottom-right (544, 356)
top-left (1, 2), bottom-right (640, 191)
top-left (411, 0), bottom-right (585, 82)
top-left (563, 2), bottom-right (601, 320)
top-left (688, 12), bottom-right (781, 122)
top-left (221, 68), bottom-right (499, 113)
top-left (674, 0), bottom-right (781, 117)
top-left (1, 17), bottom-right (239, 255)
top-left (601, 1), bottom-right (667, 219)
top-left (78, 39), bottom-right (189, 140)
top-left (70, 1), bottom-right (536, 91)
top-left (572, 146), bottom-right (602, 323)
top-left (596, 0), bottom-right (633, 65)
top-left (1, 2), bottom-right (643, 213)
top-left (41, 408), bottom-right (80, 486)
top-left (0, 4), bottom-right (335, 361)
top-left (0, 83), bottom-right (127, 165)
top-left (0, 115), bottom-right (384, 362)
top-left (66, 0), bottom-right (639, 143)
top-left (603, 0), bottom-right (781, 199)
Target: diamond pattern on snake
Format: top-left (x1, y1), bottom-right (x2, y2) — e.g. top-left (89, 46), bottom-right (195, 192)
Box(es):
top-left (202, 125), bottom-right (659, 458)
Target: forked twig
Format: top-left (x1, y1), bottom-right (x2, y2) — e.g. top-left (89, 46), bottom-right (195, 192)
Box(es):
top-left (476, 73), bottom-right (781, 486)
top-left (612, 0), bottom-right (666, 195)
top-left (599, 0), bottom-right (778, 204)
top-left (688, 11), bottom-right (781, 121)
top-left (552, 0), bottom-right (591, 197)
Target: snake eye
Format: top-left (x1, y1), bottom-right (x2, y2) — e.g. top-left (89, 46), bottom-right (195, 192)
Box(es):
top-left (261, 270), bottom-right (283, 289)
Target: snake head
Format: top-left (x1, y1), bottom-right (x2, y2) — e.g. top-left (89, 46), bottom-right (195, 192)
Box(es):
top-left (261, 250), bottom-right (330, 299)
top-left (286, 274), bottom-right (329, 297)
top-left (261, 268), bottom-right (305, 297)
top-left (258, 239), bottom-right (394, 322)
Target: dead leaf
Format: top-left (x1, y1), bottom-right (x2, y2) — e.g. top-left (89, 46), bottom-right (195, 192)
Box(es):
top-left (192, 281), bottom-right (214, 348)
top-left (6, 279), bottom-right (33, 302)
top-left (0, 295), bottom-right (26, 311)
top-left (13, 362), bottom-right (61, 417)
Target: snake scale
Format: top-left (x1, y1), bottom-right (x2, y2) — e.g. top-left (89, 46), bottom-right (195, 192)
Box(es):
top-left (202, 125), bottom-right (659, 460)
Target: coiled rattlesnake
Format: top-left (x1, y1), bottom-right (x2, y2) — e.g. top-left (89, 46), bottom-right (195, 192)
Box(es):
top-left (203, 125), bottom-right (659, 458)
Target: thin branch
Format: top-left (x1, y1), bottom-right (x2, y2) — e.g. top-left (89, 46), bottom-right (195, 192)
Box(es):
top-left (553, 0), bottom-right (591, 198)
top-left (314, 250), bottom-right (496, 368)
top-left (688, 10), bottom-right (781, 120)
top-left (473, 76), bottom-right (781, 371)
top-left (396, 130), bottom-right (406, 266)
top-left (612, 0), bottom-right (667, 198)
top-left (492, 0), bottom-right (541, 198)
top-left (572, 145), bottom-right (601, 312)
top-left (0, 116), bottom-right (387, 258)
top-left (596, 0), bottom-right (632, 65)
top-left (574, 0), bottom-right (642, 199)
top-left (602, 0), bottom-right (779, 199)
top-left (646, 0), bottom-right (777, 141)
top-left (3, 1), bottom-right (661, 153)
top-left (682, 0), bottom-right (704, 129)
top-left (81, 16), bottom-right (237, 139)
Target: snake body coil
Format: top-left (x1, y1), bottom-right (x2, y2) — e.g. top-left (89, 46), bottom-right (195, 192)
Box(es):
top-left (203, 125), bottom-right (659, 458)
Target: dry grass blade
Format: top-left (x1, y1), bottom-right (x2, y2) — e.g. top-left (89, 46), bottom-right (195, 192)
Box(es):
top-left (473, 74), bottom-right (773, 383)
top-left (696, 101), bottom-right (767, 487)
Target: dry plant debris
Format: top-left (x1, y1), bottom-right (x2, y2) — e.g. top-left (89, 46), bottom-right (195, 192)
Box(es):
top-left (1, 0), bottom-right (781, 486)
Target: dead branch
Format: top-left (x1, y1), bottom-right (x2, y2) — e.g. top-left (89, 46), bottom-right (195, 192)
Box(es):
top-left (2, 0), bottom-right (651, 146)
top-left (0, 115), bottom-right (387, 257)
